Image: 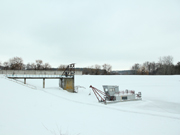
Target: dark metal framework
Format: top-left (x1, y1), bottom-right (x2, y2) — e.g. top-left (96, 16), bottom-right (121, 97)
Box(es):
top-left (62, 63), bottom-right (75, 77)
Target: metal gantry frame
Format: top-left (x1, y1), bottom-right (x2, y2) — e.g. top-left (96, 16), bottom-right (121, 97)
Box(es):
top-left (62, 63), bottom-right (75, 77)
top-left (59, 63), bottom-right (75, 92)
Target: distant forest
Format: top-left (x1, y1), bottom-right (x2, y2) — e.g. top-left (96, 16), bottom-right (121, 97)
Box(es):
top-left (0, 57), bottom-right (112, 75)
top-left (129, 56), bottom-right (180, 75)
top-left (0, 56), bottom-right (180, 75)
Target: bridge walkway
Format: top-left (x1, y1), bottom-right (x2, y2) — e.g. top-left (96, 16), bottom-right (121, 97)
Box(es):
top-left (5, 74), bottom-right (74, 89)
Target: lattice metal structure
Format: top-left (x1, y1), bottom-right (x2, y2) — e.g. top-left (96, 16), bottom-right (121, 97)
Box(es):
top-left (62, 63), bottom-right (75, 77)
top-left (59, 63), bottom-right (76, 92)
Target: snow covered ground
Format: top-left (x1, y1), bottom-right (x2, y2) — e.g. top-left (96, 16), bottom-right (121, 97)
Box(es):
top-left (0, 75), bottom-right (180, 135)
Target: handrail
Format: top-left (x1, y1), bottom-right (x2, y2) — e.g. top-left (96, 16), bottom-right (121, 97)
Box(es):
top-left (3, 75), bottom-right (37, 90)
top-left (5, 74), bottom-right (73, 78)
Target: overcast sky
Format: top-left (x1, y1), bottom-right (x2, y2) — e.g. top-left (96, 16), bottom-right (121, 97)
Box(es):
top-left (0, 0), bottom-right (180, 70)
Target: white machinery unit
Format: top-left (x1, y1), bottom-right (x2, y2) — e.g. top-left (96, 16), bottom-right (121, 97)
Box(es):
top-left (90, 85), bottom-right (142, 104)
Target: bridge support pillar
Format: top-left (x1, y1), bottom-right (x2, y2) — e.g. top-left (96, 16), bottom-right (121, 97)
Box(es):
top-left (24, 78), bottom-right (26, 84)
top-left (43, 78), bottom-right (45, 88)
top-left (59, 77), bottom-right (74, 92)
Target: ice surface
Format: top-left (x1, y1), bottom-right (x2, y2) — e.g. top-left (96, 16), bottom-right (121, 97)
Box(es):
top-left (0, 75), bottom-right (180, 135)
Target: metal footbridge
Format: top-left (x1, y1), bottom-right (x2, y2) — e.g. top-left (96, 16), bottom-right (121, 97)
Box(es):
top-left (6, 74), bottom-right (73, 79)
top-left (6, 63), bottom-right (75, 92)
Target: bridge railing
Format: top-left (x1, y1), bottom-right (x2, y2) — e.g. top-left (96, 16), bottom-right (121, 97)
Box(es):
top-left (2, 75), bottom-right (37, 89)
top-left (5, 74), bottom-right (73, 78)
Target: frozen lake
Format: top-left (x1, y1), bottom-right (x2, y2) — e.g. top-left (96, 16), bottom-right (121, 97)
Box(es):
top-left (0, 75), bottom-right (180, 135)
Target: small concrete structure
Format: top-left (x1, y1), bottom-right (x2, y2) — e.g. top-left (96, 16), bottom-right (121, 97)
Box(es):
top-left (59, 78), bottom-right (74, 92)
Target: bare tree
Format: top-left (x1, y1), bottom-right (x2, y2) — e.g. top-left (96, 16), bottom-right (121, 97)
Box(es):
top-left (159, 56), bottom-right (173, 65)
top-left (0, 61), bottom-right (2, 70)
top-left (58, 64), bottom-right (67, 71)
top-left (30, 63), bottom-right (36, 69)
top-left (177, 62), bottom-right (180, 66)
top-left (43, 63), bottom-right (51, 70)
top-left (137, 66), bottom-right (149, 75)
top-left (102, 64), bottom-right (112, 75)
top-left (131, 63), bottom-right (140, 70)
top-left (158, 56), bottom-right (174, 75)
top-left (174, 62), bottom-right (180, 74)
top-left (150, 62), bottom-right (158, 75)
top-left (26, 63), bottom-right (31, 70)
top-left (3, 61), bottom-right (9, 70)
top-left (131, 63), bottom-right (140, 74)
top-left (35, 60), bottom-right (43, 70)
top-left (18, 60), bottom-right (51, 70)
top-left (0, 61), bottom-right (1, 70)
top-left (9, 57), bottom-right (24, 70)
top-left (94, 64), bottom-right (101, 75)
top-left (143, 61), bottom-right (150, 73)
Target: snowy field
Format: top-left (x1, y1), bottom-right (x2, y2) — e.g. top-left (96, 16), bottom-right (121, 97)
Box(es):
top-left (0, 75), bottom-right (180, 135)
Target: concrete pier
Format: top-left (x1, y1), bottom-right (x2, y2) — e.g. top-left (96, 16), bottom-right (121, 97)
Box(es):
top-left (59, 78), bottom-right (74, 92)
top-left (43, 78), bottom-right (45, 88)
top-left (24, 78), bottom-right (26, 84)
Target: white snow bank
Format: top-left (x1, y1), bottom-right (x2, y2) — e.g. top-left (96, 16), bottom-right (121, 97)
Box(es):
top-left (0, 75), bottom-right (180, 135)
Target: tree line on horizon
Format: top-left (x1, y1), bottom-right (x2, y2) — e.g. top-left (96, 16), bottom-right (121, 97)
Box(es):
top-left (0, 57), bottom-right (52, 70)
top-left (130, 56), bottom-right (180, 75)
top-left (0, 57), bottom-right (113, 75)
top-left (0, 56), bottom-right (180, 75)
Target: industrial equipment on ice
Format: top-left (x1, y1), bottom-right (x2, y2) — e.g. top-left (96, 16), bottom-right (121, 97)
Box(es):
top-left (89, 85), bottom-right (142, 104)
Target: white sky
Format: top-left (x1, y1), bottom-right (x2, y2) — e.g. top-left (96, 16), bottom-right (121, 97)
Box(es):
top-left (0, 0), bottom-right (180, 70)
